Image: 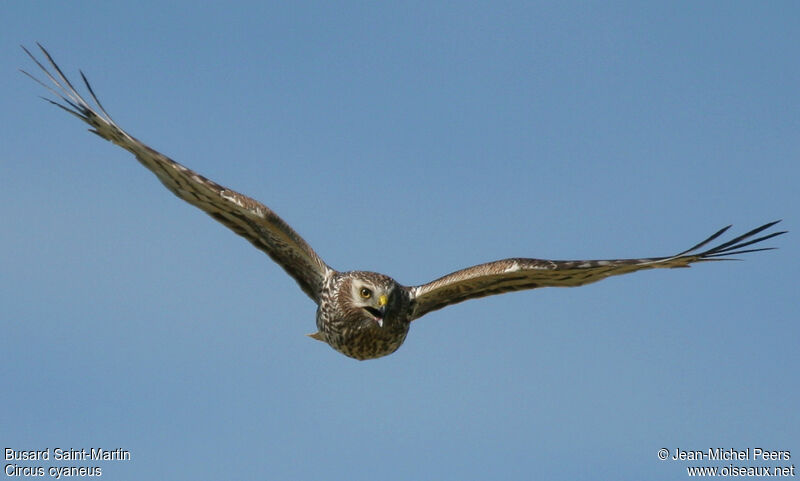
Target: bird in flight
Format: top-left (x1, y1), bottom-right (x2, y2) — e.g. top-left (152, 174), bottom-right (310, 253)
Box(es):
top-left (23, 44), bottom-right (786, 360)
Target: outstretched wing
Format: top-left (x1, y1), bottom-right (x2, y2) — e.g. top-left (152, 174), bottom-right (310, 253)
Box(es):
top-left (23, 44), bottom-right (333, 303)
top-left (409, 221), bottom-right (785, 320)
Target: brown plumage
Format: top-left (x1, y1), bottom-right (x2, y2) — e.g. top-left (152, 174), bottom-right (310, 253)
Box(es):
top-left (23, 44), bottom-right (786, 360)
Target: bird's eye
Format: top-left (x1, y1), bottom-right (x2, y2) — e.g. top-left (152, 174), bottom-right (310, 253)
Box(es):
top-left (359, 287), bottom-right (372, 299)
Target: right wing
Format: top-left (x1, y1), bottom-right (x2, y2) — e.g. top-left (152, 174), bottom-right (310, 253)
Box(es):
top-left (23, 44), bottom-right (333, 303)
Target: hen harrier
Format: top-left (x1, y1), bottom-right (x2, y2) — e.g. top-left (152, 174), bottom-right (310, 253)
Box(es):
top-left (23, 44), bottom-right (785, 360)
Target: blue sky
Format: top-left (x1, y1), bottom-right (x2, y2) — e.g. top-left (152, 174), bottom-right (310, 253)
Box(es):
top-left (1, 2), bottom-right (797, 479)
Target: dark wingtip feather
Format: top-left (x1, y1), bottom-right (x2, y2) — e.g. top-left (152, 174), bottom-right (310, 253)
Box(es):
top-left (675, 224), bottom-right (732, 256)
top-left (35, 43), bottom-right (80, 96)
top-left (80, 69), bottom-right (113, 121)
top-left (688, 220), bottom-right (786, 261)
top-left (703, 247), bottom-right (778, 258)
top-left (22, 43), bottom-right (116, 128)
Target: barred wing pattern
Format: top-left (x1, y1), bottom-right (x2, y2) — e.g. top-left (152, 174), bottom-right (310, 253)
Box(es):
top-left (409, 221), bottom-right (785, 320)
top-left (23, 44), bottom-right (332, 303)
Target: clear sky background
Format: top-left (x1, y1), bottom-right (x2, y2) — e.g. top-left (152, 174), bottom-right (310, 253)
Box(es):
top-left (1, 2), bottom-right (798, 480)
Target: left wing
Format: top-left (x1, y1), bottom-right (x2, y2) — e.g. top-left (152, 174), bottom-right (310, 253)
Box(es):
top-left (22, 44), bottom-right (333, 303)
top-left (409, 221), bottom-right (785, 320)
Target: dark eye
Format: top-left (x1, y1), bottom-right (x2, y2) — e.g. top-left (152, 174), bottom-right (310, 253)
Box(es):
top-left (359, 287), bottom-right (372, 299)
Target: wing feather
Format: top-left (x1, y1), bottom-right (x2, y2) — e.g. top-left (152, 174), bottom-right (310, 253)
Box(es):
top-left (409, 221), bottom-right (785, 320)
top-left (23, 44), bottom-right (333, 303)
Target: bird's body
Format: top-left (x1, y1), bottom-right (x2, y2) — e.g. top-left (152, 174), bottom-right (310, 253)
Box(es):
top-left (316, 271), bottom-right (412, 360)
top-left (23, 45), bottom-right (786, 360)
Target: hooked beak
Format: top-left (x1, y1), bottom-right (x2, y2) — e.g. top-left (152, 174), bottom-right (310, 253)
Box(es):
top-left (376, 294), bottom-right (388, 327)
top-left (365, 294), bottom-right (389, 327)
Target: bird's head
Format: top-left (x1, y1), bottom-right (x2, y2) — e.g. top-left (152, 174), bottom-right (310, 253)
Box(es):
top-left (343, 272), bottom-right (397, 328)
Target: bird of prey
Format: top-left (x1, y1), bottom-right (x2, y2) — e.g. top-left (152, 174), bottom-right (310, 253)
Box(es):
top-left (23, 44), bottom-right (786, 360)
